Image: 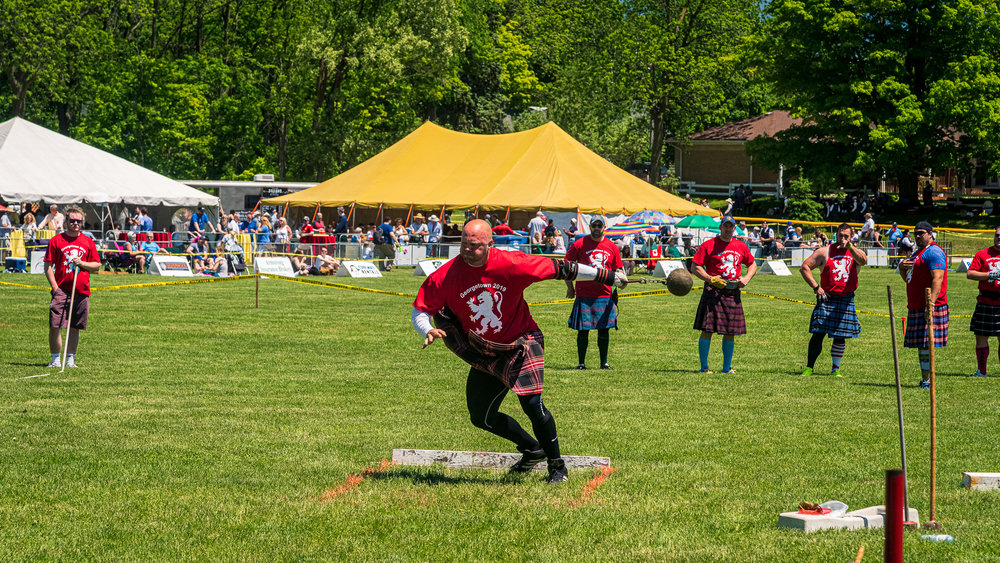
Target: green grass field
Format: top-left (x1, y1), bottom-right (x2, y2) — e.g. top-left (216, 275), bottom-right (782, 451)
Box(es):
top-left (2, 267), bottom-right (999, 561)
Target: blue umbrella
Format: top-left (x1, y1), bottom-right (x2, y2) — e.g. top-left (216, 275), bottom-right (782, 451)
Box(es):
top-left (628, 210), bottom-right (671, 225)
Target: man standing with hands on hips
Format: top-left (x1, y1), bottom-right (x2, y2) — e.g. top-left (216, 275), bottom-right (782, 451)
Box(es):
top-left (799, 223), bottom-right (867, 377)
top-left (899, 221), bottom-right (948, 389)
top-left (691, 216), bottom-right (757, 374)
top-left (412, 220), bottom-right (627, 483)
top-left (44, 206), bottom-right (100, 368)
top-left (565, 216), bottom-right (624, 370)
top-left (964, 226), bottom-right (1000, 377)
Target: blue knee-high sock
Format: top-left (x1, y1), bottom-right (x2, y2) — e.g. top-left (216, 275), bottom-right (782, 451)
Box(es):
top-left (698, 338), bottom-right (711, 370)
top-left (722, 339), bottom-right (735, 372)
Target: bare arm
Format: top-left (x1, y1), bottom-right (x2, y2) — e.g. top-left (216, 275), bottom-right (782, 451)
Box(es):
top-left (692, 263), bottom-right (710, 283)
top-left (847, 242), bottom-right (868, 266)
top-left (799, 247), bottom-right (827, 290)
top-left (740, 260), bottom-right (758, 287)
top-left (929, 269), bottom-right (945, 304)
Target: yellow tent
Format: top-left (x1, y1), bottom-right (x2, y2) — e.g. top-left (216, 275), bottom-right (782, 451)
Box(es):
top-left (263, 121), bottom-right (717, 217)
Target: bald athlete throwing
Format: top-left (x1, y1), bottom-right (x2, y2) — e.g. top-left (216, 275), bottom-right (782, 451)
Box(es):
top-left (412, 220), bottom-right (627, 483)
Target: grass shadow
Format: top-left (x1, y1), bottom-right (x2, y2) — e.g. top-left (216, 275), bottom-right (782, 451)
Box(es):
top-left (370, 467), bottom-right (531, 487)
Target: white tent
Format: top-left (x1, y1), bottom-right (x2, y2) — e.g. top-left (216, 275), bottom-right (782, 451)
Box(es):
top-left (0, 117), bottom-right (218, 208)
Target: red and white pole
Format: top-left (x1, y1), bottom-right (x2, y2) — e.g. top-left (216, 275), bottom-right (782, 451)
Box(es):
top-left (885, 469), bottom-right (905, 563)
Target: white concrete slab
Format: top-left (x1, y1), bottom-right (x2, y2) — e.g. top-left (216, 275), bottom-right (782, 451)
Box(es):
top-left (391, 448), bottom-right (610, 471)
top-left (778, 506), bottom-right (919, 533)
top-left (963, 472), bottom-right (1000, 490)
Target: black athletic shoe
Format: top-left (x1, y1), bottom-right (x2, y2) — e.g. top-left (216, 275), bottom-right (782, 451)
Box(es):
top-left (510, 449), bottom-right (546, 473)
top-left (600, 363), bottom-right (611, 370)
top-left (546, 459), bottom-right (568, 484)
top-left (576, 364), bottom-right (587, 370)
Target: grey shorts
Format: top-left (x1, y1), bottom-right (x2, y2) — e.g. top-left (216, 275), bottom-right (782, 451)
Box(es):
top-left (49, 289), bottom-right (89, 330)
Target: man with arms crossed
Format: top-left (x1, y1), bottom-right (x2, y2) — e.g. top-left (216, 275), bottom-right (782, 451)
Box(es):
top-left (692, 216), bottom-right (757, 374)
top-left (965, 226), bottom-right (1000, 377)
top-left (565, 216), bottom-right (624, 370)
top-left (898, 221), bottom-right (948, 389)
top-left (799, 224), bottom-right (867, 376)
top-left (44, 206), bottom-right (100, 368)
top-left (412, 220), bottom-right (626, 483)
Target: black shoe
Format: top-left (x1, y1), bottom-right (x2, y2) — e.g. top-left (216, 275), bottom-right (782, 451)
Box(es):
top-left (600, 363), bottom-right (611, 370)
top-left (576, 364), bottom-right (587, 370)
top-left (509, 448), bottom-right (546, 473)
top-left (547, 459), bottom-right (568, 483)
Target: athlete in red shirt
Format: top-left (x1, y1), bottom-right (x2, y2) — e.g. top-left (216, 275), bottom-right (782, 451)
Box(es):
top-left (799, 223), bottom-right (868, 377)
top-left (412, 220), bottom-right (626, 483)
top-left (43, 206), bottom-right (101, 368)
top-left (564, 217), bottom-right (624, 369)
top-left (965, 226), bottom-right (1000, 377)
top-left (691, 216), bottom-right (758, 374)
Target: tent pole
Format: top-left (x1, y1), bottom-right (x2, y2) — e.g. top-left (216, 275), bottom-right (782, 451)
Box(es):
top-left (405, 204), bottom-right (413, 226)
top-left (504, 206), bottom-right (510, 223)
top-left (311, 203), bottom-right (320, 223)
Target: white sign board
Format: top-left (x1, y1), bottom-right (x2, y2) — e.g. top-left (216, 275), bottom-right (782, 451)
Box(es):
top-left (866, 247), bottom-right (889, 267)
top-left (336, 260), bottom-right (383, 278)
top-left (652, 260), bottom-right (686, 278)
top-left (30, 250), bottom-right (46, 274)
top-left (414, 259), bottom-right (447, 277)
top-left (789, 247), bottom-right (812, 267)
top-left (254, 256), bottom-right (296, 277)
top-left (760, 260), bottom-right (792, 276)
top-left (149, 255), bottom-right (194, 277)
top-left (956, 258), bottom-right (973, 273)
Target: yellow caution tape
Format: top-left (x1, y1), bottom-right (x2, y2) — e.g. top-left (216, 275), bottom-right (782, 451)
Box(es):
top-left (264, 274), bottom-right (416, 298)
top-left (92, 275), bottom-right (258, 291)
top-left (0, 280), bottom-right (48, 289)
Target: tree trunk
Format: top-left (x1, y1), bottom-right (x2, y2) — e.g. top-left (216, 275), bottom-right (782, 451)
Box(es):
top-left (897, 170), bottom-right (919, 203)
top-left (278, 115), bottom-right (287, 180)
top-left (649, 102), bottom-right (666, 186)
top-left (151, 0), bottom-right (159, 50)
top-left (57, 102), bottom-right (71, 135)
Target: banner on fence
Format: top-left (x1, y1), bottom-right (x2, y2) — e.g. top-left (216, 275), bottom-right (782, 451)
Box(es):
top-left (149, 255), bottom-right (194, 277)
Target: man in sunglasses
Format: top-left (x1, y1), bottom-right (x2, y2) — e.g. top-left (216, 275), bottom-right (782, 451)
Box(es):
top-left (898, 221), bottom-right (948, 389)
top-left (44, 206), bottom-right (100, 368)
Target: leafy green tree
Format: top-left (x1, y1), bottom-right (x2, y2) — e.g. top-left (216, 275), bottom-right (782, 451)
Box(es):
top-left (784, 176), bottom-right (823, 222)
top-left (750, 0), bottom-right (1000, 201)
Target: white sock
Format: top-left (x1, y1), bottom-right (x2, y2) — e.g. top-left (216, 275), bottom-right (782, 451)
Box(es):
top-left (67, 354), bottom-right (76, 364)
top-left (51, 353), bottom-right (60, 363)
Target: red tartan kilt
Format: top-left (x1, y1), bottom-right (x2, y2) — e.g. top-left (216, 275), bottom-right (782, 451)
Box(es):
top-left (693, 285), bottom-right (746, 335)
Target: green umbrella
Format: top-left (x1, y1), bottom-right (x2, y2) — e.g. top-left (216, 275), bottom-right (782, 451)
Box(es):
top-left (707, 225), bottom-right (747, 236)
top-left (674, 215), bottom-right (719, 229)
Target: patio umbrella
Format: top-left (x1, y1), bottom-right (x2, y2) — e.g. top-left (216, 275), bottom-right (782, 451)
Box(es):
top-left (675, 215), bottom-right (719, 229)
top-left (604, 220), bottom-right (660, 238)
top-left (707, 225), bottom-right (747, 236)
top-left (628, 209), bottom-right (671, 225)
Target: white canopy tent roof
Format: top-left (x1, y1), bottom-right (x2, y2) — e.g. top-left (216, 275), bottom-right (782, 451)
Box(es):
top-left (0, 117), bottom-right (218, 207)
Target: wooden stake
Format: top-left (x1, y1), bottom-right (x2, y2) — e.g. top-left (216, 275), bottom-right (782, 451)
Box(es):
top-left (255, 272), bottom-right (260, 309)
top-left (924, 287), bottom-right (940, 528)
top-left (886, 286), bottom-right (912, 523)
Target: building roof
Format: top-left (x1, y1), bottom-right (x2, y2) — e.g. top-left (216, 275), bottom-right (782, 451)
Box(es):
top-left (686, 111), bottom-right (801, 142)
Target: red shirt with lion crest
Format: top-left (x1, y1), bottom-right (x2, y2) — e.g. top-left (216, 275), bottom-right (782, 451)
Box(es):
top-left (414, 248), bottom-right (555, 344)
top-left (565, 236), bottom-right (623, 298)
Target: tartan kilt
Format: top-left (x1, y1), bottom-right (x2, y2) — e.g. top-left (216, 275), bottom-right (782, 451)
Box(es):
top-left (903, 305), bottom-right (949, 348)
top-left (693, 285), bottom-right (746, 335)
top-left (433, 309), bottom-right (545, 396)
top-left (568, 297), bottom-right (618, 330)
top-left (970, 302), bottom-right (1000, 336)
top-left (808, 293), bottom-right (861, 338)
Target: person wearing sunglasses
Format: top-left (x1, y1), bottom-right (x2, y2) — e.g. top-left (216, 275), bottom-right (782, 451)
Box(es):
top-left (43, 206), bottom-right (100, 368)
top-left (898, 221), bottom-right (948, 389)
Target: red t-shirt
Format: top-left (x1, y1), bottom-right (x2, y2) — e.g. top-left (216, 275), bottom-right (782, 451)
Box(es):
top-left (565, 236), bottom-right (623, 298)
top-left (905, 244), bottom-right (948, 309)
top-left (970, 246), bottom-right (1000, 305)
top-left (821, 245), bottom-right (860, 295)
top-left (44, 233), bottom-right (99, 296)
top-left (692, 237), bottom-right (754, 280)
top-left (492, 224), bottom-right (515, 236)
top-left (413, 248), bottom-right (556, 344)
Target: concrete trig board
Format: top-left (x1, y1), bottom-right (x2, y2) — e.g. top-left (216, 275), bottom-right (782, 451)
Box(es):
top-left (963, 472), bottom-right (1000, 490)
top-left (392, 449), bottom-right (610, 471)
top-left (778, 506), bottom-right (919, 533)
top-left (955, 258), bottom-right (974, 273)
top-left (414, 259), bottom-right (447, 277)
top-left (149, 255), bottom-right (194, 277)
top-left (254, 256), bottom-right (295, 277)
top-left (336, 260), bottom-right (383, 278)
top-left (652, 260), bottom-right (686, 278)
top-left (29, 250), bottom-right (46, 274)
top-left (760, 260), bottom-right (792, 276)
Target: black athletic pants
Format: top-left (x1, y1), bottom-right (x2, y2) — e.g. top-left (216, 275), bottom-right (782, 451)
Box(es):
top-left (465, 368), bottom-right (561, 460)
top-left (577, 329), bottom-right (610, 366)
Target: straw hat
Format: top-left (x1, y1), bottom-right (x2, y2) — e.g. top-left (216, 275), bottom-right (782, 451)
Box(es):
top-left (414, 213), bottom-right (425, 221)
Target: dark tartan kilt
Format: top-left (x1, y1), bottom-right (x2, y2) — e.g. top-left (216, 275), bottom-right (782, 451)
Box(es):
top-left (568, 297), bottom-right (618, 330)
top-left (809, 293), bottom-right (861, 338)
top-left (904, 305), bottom-right (949, 348)
top-left (693, 285), bottom-right (746, 335)
top-left (970, 302), bottom-right (1000, 336)
top-left (433, 309), bottom-right (545, 396)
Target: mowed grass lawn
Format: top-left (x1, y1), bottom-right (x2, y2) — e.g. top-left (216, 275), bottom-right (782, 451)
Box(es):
top-left (2, 266), bottom-right (999, 561)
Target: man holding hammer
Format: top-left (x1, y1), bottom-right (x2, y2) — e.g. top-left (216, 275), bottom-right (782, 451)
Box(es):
top-left (44, 206), bottom-right (100, 368)
top-left (898, 221), bottom-right (948, 389)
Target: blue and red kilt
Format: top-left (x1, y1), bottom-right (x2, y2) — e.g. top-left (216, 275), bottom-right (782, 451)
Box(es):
top-left (903, 304), bottom-right (949, 348)
top-left (970, 302), bottom-right (1000, 336)
top-left (809, 293), bottom-right (861, 338)
top-left (433, 309), bottom-right (544, 396)
top-left (568, 297), bottom-right (618, 330)
top-left (693, 285), bottom-right (746, 335)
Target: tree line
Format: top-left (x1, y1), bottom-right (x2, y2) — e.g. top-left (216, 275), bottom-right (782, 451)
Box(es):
top-left (4, 0), bottom-right (1000, 201)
